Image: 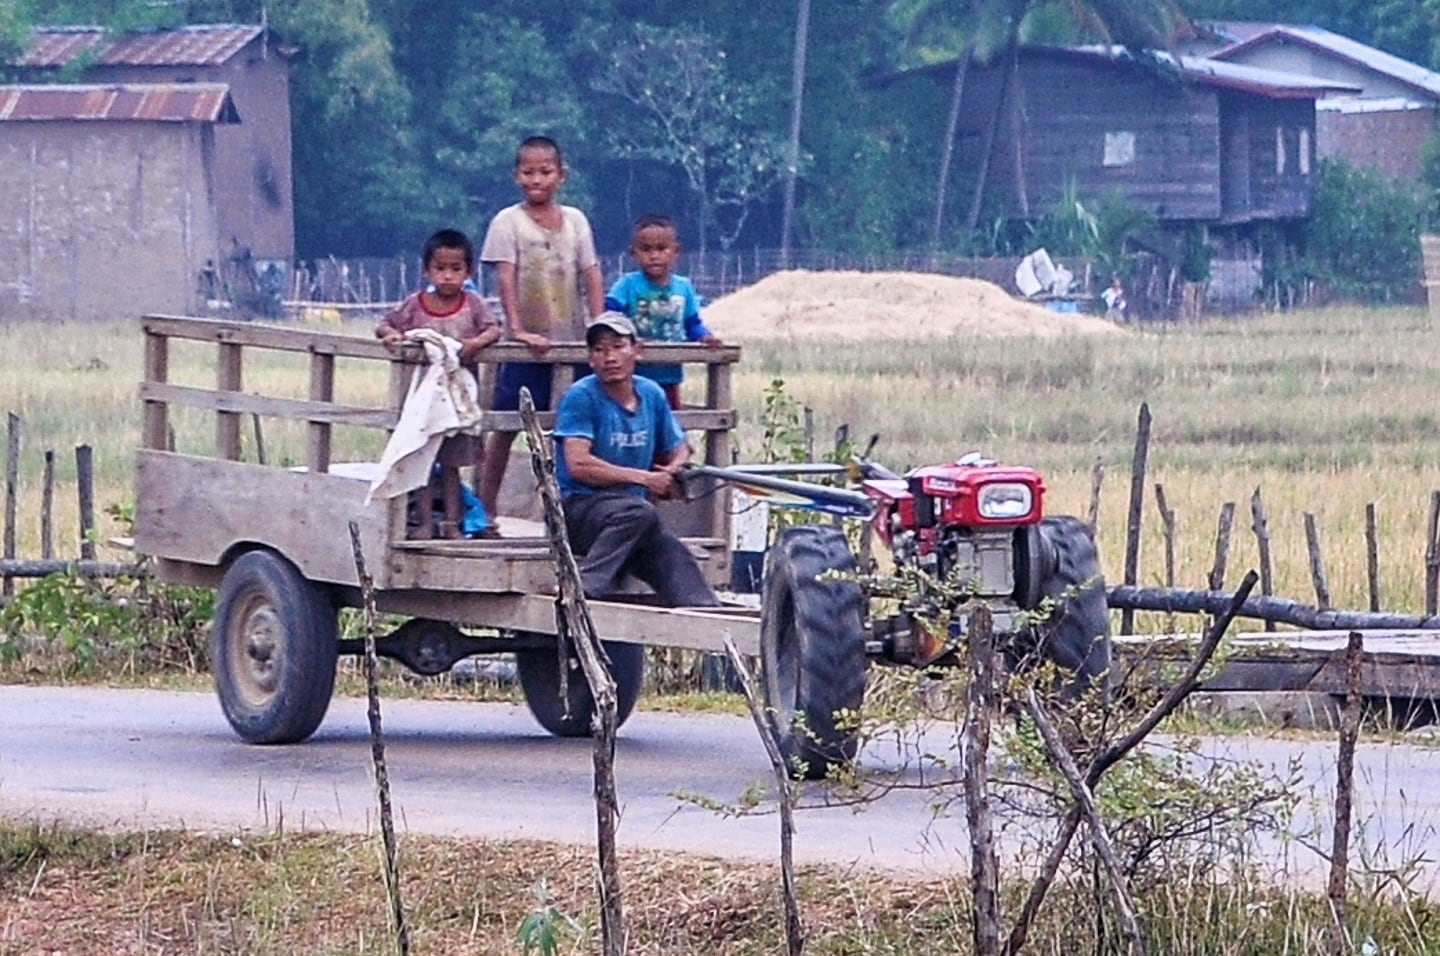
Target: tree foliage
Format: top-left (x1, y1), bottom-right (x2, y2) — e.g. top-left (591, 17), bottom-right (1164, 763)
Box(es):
top-left (7, 0), bottom-right (1440, 262)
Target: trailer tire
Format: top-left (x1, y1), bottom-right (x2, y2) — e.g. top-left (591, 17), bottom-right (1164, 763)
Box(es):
top-left (516, 640), bottom-right (644, 737)
top-left (761, 525), bottom-right (867, 780)
top-left (212, 550), bottom-right (337, 744)
top-left (1027, 515), bottom-right (1111, 694)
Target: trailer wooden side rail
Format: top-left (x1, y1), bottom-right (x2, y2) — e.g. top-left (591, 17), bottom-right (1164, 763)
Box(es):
top-left (134, 314), bottom-right (759, 659)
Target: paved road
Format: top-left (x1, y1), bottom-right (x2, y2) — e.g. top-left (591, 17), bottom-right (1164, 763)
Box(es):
top-left (1, 685), bottom-right (1438, 890)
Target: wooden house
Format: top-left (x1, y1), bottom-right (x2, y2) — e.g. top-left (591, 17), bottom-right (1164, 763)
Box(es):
top-left (3, 25), bottom-right (294, 320)
top-left (0, 83), bottom-right (240, 321)
top-left (887, 45), bottom-right (1357, 230)
top-left (1199, 23), bottom-right (1440, 182)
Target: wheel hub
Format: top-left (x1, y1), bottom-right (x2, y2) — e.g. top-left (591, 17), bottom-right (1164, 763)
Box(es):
top-left (233, 602), bottom-right (284, 704)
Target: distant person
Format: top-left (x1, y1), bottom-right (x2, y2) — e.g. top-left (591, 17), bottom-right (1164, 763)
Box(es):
top-left (477, 135), bottom-right (605, 519)
top-left (375, 228), bottom-right (501, 538)
top-left (1102, 276), bottom-right (1127, 322)
top-left (605, 214), bottom-right (722, 409)
top-left (554, 312), bottom-right (719, 607)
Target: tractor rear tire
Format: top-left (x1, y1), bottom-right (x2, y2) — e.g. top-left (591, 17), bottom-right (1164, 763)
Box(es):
top-left (516, 640), bottom-right (645, 737)
top-left (1031, 515), bottom-right (1111, 694)
top-left (760, 525), bottom-right (868, 780)
top-left (212, 550), bottom-right (338, 744)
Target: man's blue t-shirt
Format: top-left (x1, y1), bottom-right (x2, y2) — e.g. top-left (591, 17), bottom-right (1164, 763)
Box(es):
top-left (605, 272), bottom-right (711, 387)
top-left (554, 374), bottom-right (686, 498)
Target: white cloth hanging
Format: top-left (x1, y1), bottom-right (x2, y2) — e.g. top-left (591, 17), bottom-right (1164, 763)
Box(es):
top-left (365, 329), bottom-right (482, 504)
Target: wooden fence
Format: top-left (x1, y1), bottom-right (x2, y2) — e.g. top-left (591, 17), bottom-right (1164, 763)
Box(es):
top-left (1, 412), bottom-right (142, 601)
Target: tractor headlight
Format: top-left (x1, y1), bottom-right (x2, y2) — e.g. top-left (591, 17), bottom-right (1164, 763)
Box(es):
top-left (977, 482), bottom-right (1034, 520)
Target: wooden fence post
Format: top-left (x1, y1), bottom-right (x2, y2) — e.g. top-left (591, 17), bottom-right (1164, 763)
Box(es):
top-left (1365, 503), bottom-right (1380, 614)
top-left (1121, 403), bottom-right (1150, 636)
top-left (4, 412), bottom-right (17, 599)
top-left (1208, 502), bottom-right (1235, 592)
top-left (41, 449), bottom-right (54, 560)
top-left (76, 444), bottom-right (95, 561)
top-left (1327, 632), bottom-right (1364, 956)
top-left (1088, 458), bottom-right (1104, 532)
top-left (1154, 484), bottom-right (1176, 634)
top-left (1251, 487), bottom-right (1275, 632)
top-left (1304, 513), bottom-right (1331, 610)
top-left (1425, 491), bottom-right (1440, 618)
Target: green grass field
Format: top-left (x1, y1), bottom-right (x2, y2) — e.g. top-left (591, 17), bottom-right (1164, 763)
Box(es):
top-left (3, 305), bottom-right (1439, 619)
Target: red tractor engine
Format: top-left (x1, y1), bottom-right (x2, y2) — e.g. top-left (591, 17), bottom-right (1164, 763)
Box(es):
top-left (863, 456), bottom-right (1053, 665)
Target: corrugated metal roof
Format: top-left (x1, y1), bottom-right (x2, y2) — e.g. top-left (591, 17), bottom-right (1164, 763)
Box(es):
top-left (1207, 23), bottom-right (1440, 101)
top-left (1062, 45), bottom-right (1362, 98)
top-left (16, 24), bottom-right (263, 68)
top-left (0, 83), bottom-right (240, 123)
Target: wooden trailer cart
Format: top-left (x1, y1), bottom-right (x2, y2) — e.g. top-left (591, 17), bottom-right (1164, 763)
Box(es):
top-left (133, 315), bottom-right (759, 743)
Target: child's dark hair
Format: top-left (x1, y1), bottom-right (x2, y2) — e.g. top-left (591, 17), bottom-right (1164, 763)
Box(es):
top-left (422, 228), bottom-right (474, 270)
top-left (516, 135), bottom-right (563, 167)
top-left (632, 213), bottom-right (677, 237)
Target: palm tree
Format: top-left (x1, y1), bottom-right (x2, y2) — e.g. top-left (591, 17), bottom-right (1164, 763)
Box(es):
top-left (780, 0), bottom-right (811, 267)
top-left (897, 0), bottom-right (1192, 244)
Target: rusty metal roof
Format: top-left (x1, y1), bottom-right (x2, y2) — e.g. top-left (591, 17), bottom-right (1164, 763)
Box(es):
top-left (0, 83), bottom-right (240, 123)
top-left (17, 25), bottom-right (263, 68)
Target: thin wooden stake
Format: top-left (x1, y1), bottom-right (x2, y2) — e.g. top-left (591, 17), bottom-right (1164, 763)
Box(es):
top-left (251, 413), bottom-right (268, 466)
top-left (1425, 491), bottom-right (1440, 617)
top-left (1251, 487), bottom-right (1276, 632)
top-left (1027, 688), bottom-right (1146, 956)
top-left (347, 521), bottom-right (410, 956)
top-left (1327, 632), bottom-right (1364, 956)
top-left (1305, 512), bottom-right (1331, 610)
top-left (40, 450), bottom-right (54, 560)
top-left (965, 605), bottom-right (1001, 955)
top-left (1208, 502), bottom-right (1235, 592)
top-left (1154, 484), bottom-right (1176, 634)
top-left (76, 444), bottom-right (95, 561)
top-left (1121, 403), bottom-right (1150, 636)
top-left (4, 412), bottom-right (17, 599)
top-left (519, 388), bottom-right (626, 956)
top-left (723, 636), bottom-right (804, 956)
top-left (1005, 571), bottom-right (1258, 956)
top-left (1088, 458), bottom-right (1105, 532)
top-left (1365, 503), bottom-right (1380, 614)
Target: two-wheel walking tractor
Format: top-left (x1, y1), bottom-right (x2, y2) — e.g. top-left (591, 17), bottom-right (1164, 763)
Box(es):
top-left (134, 316), bottom-right (1108, 778)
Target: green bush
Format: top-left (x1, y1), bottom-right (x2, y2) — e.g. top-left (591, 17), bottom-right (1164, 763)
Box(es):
top-left (1302, 158), bottom-right (1426, 302)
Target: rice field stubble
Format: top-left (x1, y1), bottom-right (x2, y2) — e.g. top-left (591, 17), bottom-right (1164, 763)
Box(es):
top-left (724, 304), bottom-right (1440, 622)
top-left (3, 307), bottom-right (1440, 624)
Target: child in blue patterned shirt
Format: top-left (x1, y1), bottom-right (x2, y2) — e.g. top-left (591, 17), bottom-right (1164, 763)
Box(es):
top-left (604, 214), bottom-right (721, 409)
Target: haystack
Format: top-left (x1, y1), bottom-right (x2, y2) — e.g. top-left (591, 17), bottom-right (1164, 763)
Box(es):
top-left (702, 270), bottom-right (1123, 340)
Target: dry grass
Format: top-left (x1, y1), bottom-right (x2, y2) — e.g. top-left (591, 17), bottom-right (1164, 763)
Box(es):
top-left (3, 819), bottom-right (1436, 955)
top-left (713, 303), bottom-right (1440, 622)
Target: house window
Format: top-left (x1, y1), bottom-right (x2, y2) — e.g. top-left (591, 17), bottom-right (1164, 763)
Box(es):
top-left (1103, 131), bottom-right (1135, 167)
top-left (1299, 128), bottom-right (1311, 174)
top-left (1276, 126), bottom-right (1286, 174)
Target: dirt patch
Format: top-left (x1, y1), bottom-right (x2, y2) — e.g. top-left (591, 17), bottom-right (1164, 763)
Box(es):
top-left (703, 269), bottom-right (1124, 340)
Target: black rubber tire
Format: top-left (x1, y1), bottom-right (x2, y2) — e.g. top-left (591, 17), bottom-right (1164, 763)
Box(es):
top-left (516, 640), bottom-right (645, 737)
top-left (1031, 515), bottom-right (1112, 694)
top-left (211, 550), bottom-right (338, 744)
top-left (760, 525), bottom-right (868, 780)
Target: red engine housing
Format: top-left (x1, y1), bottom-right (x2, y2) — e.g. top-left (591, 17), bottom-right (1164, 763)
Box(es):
top-left (863, 459), bottom-right (1046, 549)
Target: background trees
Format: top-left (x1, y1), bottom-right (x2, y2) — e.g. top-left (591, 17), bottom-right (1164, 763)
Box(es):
top-left (7, 0), bottom-right (1440, 263)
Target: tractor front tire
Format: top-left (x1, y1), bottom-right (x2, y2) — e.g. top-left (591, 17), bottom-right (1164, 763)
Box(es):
top-left (760, 525), bottom-right (868, 780)
top-left (516, 640), bottom-right (645, 737)
top-left (212, 550), bottom-right (338, 744)
top-left (1031, 515), bottom-right (1111, 693)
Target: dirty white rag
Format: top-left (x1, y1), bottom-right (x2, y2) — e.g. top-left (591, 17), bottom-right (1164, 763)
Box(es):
top-left (365, 329), bottom-right (483, 504)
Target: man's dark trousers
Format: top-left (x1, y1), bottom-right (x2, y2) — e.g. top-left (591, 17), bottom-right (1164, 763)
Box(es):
top-left (563, 490), bottom-right (719, 606)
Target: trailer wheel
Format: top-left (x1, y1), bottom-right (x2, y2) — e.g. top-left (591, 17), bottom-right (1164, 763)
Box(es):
top-left (212, 550), bottom-right (337, 744)
top-left (1021, 515), bottom-right (1111, 694)
top-left (516, 640), bottom-right (644, 737)
top-left (760, 525), bottom-right (867, 780)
